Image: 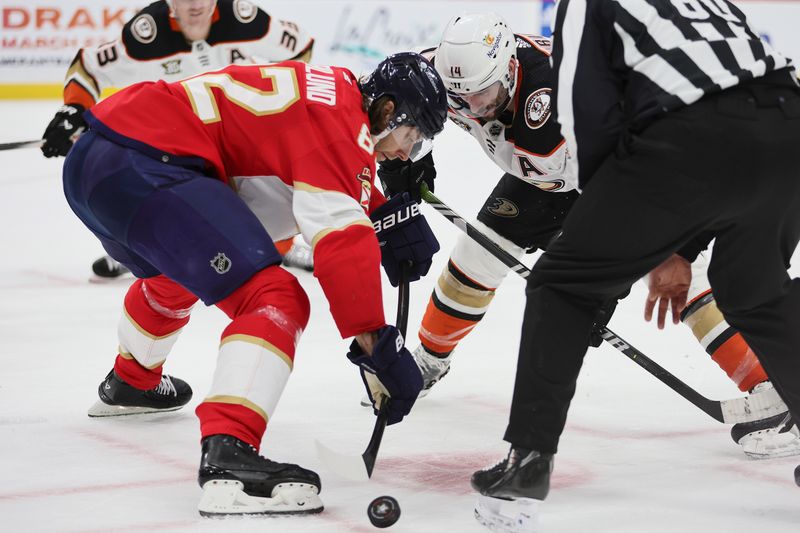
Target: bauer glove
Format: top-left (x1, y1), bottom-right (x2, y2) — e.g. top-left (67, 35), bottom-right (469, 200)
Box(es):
top-left (41, 104), bottom-right (86, 158)
top-left (347, 325), bottom-right (423, 425)
top-left (377, 152), bottom-right (436, 203)
top-left (371, 192), bottom-right (439, 287)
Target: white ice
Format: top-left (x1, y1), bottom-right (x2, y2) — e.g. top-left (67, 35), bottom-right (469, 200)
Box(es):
top-left (1, 101), bottom-right (798, 533)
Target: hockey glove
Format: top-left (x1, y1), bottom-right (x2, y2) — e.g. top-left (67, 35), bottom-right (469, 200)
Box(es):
top-left (378, 152), bottom-right (436, 203)
top-left (371, 192), bottom-right (440, 287)
top-left (41, 104), bottom-right (86, 158)
top-left (347, 325), bottom-right (424, 425)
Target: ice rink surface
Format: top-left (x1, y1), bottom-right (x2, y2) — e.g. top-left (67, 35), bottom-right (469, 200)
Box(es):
top-left (1, 101), bottom-right (798, 533)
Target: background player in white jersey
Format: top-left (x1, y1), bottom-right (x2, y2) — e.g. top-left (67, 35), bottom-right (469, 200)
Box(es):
top-left (378, 12), bottom-right (796, 458)
top-left (40, 0), bottom-right (316, 276)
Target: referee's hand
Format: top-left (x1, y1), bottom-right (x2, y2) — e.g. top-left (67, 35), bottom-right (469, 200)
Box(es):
top-left (645, 254), bottom-right (691, 329)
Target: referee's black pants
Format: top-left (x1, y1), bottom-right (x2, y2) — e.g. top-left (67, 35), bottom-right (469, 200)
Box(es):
top-left (505, 73), bottom-right (800, 453)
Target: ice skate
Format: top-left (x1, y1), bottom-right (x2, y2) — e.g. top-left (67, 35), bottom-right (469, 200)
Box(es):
top-left (197, 434), bottom-right (323, 516)
top-left (474, 494), bottom-right (541, 533)
top-left (732, 411), bottom-right (799, 459)
top-left (412, 344), bottom-right (453, 398)
top-left (471, 446), bottom-right (552, 533)
top-left (87, 370), bottom-right (192, 417)
top-left (90, 255), bottom-right (131, 280)
top-left (281, 241), bottom-right (314, 272)
top-left (360, 344), bottom-right (452, 407)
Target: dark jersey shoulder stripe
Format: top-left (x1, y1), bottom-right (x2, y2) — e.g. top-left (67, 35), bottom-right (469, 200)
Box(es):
top-left (551, 0), bottom-right (793, 187)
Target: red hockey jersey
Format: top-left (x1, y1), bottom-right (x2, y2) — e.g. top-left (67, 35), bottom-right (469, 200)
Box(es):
top-left (86, 61), bottom-right (386, 337)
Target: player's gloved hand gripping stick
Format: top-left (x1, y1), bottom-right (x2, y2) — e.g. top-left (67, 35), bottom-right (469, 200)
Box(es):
top-left (419, 184), bottom-right (786, 425)
top-left (316, 263), bottom-right (417, 480)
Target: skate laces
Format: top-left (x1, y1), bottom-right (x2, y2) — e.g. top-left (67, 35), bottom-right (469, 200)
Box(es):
top-left (154, 375), bottom-right (178, 397)
top-left (412, 346), bottom-right (451, 385)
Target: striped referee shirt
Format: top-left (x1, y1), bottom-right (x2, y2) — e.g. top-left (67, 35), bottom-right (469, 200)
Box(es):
top-left (551, 0), bottom-right (794, 187)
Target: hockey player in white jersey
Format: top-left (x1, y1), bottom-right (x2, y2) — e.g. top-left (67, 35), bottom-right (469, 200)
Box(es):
top-left (41, 0), bottom-right (315, 276)
top-left (376, 12), bottom-right (797, 462)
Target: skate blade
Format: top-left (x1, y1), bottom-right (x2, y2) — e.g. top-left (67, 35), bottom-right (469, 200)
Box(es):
top-left (87, 400), bottom-right (184, 418)
top-left (198, 479), bottom-right (323, 516)
top-left (474, 494), bottom-right (540, 533)
top-left (742, 434), bottom-right (800, 460)
top-left (88, 274), bottom-right (134, 285)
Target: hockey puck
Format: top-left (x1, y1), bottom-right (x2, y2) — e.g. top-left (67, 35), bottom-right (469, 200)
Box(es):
top-left (795, 465), bottom-right (800, 487)
top-left (367, 495), bottom-right (400, 528)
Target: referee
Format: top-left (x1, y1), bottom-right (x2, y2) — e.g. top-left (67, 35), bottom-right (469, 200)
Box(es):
top-left (471, 0), bottom-right (800, 517)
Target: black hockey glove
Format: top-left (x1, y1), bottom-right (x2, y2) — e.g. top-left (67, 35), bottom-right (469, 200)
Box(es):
top-left (41, 104), bottom-right (86, 158)
top-left (347, 325), bottom-right (424, 425)
top-left (377, 152), bottom-right (436, 202)
top-left (371, 192), bottom-right (440, 287)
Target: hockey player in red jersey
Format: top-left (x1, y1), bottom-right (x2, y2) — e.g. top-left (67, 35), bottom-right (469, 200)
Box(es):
top-left (42, 0), bottom-right (317, 276)
top-left (378, 13), bottom-right (796, 459)
top-left (61, 53), bottom-right (447, 515)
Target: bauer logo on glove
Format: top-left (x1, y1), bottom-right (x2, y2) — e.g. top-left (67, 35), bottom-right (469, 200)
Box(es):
top-left (372, 202), bottom-right (420, 233)
top-left (370, 193), bottom-right (439, 286)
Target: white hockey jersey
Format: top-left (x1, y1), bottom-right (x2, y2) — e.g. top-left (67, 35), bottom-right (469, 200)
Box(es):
top-left (426, 35), bottom-right (577, 193)
top-left (63, 0), bottom-right (314, 109)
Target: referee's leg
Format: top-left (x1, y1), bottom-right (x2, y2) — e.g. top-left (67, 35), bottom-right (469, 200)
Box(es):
top-left (705, 102), bottom-right (800, 426)
top-left (503, 130), bottom-right (717, 452)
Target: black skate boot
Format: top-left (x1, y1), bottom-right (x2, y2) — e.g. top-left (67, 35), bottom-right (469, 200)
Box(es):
top-left (87, 370), bottom-right (192, 417)
top-left (472, 446), bottom-right (553, 533)
top-left (731, 411), bottom-right (799, 459)
top-left (91, 255), bottom-right (131, 279)
top-left (197, 434), bottom-right (323, 516)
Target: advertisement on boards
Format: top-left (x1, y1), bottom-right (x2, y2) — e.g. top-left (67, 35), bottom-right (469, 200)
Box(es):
top-left (0, 0), bottom-right (798, 98)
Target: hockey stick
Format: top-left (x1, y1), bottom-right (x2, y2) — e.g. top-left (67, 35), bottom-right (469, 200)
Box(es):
top-left (362, 264), bottom-right (410, 477)
top-left (420, 186), bottom-right (785, 424)
top-left (314, 264), bottom-right (410, 480)
top-left (0, 139), bottom-right (41, 151)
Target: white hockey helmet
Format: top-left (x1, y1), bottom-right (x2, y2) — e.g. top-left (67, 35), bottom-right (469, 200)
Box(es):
top-left (435, 13), bottom-right (518, 118)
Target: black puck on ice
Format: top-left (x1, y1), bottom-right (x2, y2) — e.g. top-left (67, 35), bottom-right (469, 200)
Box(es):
top-left (795, 465), bottom-right (800, 487)
top-left (367, 495), bottom-right (401, 528)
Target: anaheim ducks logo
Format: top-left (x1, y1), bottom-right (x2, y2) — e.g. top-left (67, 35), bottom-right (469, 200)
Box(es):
top-left (524, 88), bottom-right (552, 130)
top-left (132, 14), bottom-right (157, 44)
top-left (487, 197), bottom-right (519, 217)
top-left (234, 0), bottom-right (258, 23)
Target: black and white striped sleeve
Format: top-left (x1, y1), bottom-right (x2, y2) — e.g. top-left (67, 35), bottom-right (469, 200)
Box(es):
top-left (551, 0), bottom-right (624, 189)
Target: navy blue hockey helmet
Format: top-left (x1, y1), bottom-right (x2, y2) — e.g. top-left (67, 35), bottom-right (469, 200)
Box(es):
top-left (361, 52), bottom-right (448, 143)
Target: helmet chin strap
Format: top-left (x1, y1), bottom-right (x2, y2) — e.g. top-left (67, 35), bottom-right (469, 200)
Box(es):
top-left (497, 58), bottom-right (519, 114)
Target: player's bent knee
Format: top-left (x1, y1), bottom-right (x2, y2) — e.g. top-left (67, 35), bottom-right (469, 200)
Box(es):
top-left (218, 266), bottom-right (310, 329)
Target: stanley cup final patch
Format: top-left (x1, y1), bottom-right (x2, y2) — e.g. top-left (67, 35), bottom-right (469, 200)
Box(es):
top-left (210, 253), bottom-right (232, 274)
top-left (524, 88), bottom-right (552, 130)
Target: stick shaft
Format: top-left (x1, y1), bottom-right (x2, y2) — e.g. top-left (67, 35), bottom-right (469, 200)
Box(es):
top-left (0, 139), bottom-right (41, 151)
top-left (421, 187), bottom-right (738, 423)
